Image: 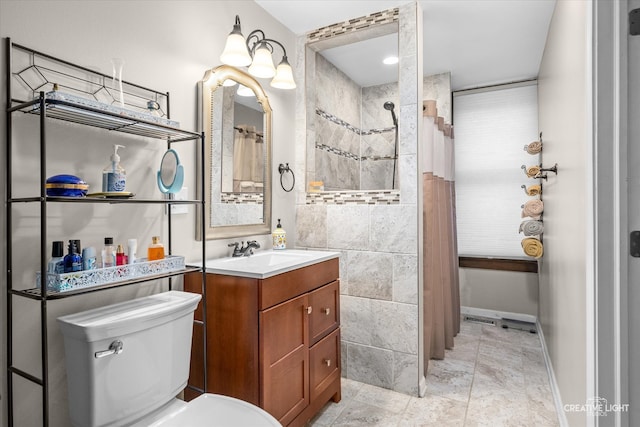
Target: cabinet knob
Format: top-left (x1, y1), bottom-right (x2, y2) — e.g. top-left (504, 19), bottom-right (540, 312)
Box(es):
top-left (323, 359), bottom-right (331, 367)
top-left (307, 306), bottom-right (313, 315)
top-left (322, 308), bottom-right (331, 315)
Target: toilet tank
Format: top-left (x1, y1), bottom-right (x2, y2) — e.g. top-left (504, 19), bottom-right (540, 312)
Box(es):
top-left (57, 290), bottom-right (202, 427)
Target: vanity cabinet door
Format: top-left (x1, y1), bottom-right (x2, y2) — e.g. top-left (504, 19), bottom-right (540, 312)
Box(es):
top-left (260, 294), bottom-right (310, 425)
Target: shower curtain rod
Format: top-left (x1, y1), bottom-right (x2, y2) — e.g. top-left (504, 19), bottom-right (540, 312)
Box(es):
top-left (452, 78), bottom-right (538, 96)
top-left (234, 126), bottom-right (264, 138)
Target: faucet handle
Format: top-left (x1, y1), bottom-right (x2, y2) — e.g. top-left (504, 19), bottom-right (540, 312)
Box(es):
top-left (228, 242), bottom-right (240, 248)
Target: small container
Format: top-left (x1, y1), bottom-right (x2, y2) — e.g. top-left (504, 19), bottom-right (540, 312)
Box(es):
top-left (272, 219), bottom-right (286, 250)
top-left (63, 240), bottom-right (82, 273)
top-left (48, 241), bottom-right (65, 274)
top-left (147, 236), bottom-right (165, 261)
top-left (308, 181), bottom-right (324, 192)
top-left (82, 247), bottom-right (97, 270)
top-left (116, 244), bottom-right (127, 266)
top-left (45, 174), bottom-right (89, 197)
top-left (102, 237), bottom-right (116, 268)
top-left (127, 239), bottom-right (137, 264)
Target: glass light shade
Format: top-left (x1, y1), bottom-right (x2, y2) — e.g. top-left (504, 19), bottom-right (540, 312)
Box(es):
top-left (248, 44), bottom-right (276, 78)
top-left (222, 79), bottom-right (237, 87)
top-left (220, 33), bottom-right (252, 67)
top-left (237, 84), bottom-right (255, 97)
top-left (270, 58), bottom-right (296, 89)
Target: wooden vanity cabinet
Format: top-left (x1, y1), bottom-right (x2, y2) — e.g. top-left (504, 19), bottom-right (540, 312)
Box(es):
top-left (185, 257), bottom-right (341, 427)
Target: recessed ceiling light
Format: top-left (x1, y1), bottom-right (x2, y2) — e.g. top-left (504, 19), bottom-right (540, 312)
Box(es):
top-left (383, 56), bottom-right (399, 65)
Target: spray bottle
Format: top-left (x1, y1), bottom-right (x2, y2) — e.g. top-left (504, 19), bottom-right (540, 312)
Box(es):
top-left (102, 144), bottom-right (126, 192)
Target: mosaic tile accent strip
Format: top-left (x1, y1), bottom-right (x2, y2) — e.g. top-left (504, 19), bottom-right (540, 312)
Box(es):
top-left (316, 108), bottom-right (395, 161)
top-left (317, 108), bottom-right (394, 136)
top-left (306, 190), bottom-right (400, 205)
top-left (220, 192), bottom-right (264, 204)
top-left (306, 8), bottom-right (399, 43)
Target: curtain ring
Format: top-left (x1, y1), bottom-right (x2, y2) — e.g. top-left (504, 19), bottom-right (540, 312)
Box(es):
top-left (278, 163), bottom-right (295, 192)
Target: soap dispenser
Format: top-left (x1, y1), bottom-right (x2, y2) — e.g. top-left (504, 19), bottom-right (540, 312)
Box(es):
top-left (102, 144), bottom-right (126, 192)
top-left (272, 218), bottom-right (286, 250)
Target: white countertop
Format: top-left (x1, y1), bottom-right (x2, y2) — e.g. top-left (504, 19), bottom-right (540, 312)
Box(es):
top-left (197, 249), bottom-right (340, 279)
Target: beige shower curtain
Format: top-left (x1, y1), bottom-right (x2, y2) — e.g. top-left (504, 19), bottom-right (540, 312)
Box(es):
top-left (233, 125), bottom-right (264, 192)
top-left (423, 100), bottom-right (460, 369)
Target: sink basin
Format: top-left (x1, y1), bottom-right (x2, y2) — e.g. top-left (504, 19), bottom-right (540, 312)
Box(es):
top-left (203, 249), bottom-right (340, 279)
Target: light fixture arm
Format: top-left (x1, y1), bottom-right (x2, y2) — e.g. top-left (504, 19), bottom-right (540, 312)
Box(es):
top-left (245, 31), bottom-right (288, 61)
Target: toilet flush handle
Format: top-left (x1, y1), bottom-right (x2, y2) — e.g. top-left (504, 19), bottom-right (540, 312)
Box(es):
top-left (94, 340), bottom-right (124, 358)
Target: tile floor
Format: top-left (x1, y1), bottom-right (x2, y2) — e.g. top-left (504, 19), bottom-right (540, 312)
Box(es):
top-left (310, 320), bottom-right (560, 427)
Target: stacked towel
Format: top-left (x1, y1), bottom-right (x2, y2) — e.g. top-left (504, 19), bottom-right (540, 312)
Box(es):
top-left (526, 141), bottom-right (543, 154)
top-left (525, 165), bottom-right (541, 178)
top-left (522, 199), bottom-right (544, 219)
top-left (525, 184), bottom-right (541, 196)
top-left (522, 237), bottom-right (544, 258)
top-left (519, 220), bottom-right (544, 236)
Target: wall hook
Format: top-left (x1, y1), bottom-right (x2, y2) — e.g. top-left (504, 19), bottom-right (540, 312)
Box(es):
top-left (278, 163), bottom-right (295, 192)
top-left (539, 163), bottom-right (558, 174)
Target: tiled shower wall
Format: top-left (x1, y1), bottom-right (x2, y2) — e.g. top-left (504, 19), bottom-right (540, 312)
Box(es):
top-left (295, 4), bottom-right (423, 396)
top-left (314, 53), bottom-right (400, 191)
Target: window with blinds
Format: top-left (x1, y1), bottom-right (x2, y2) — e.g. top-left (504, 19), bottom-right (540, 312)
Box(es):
top-left (453, 82), bottom-right (539, 257)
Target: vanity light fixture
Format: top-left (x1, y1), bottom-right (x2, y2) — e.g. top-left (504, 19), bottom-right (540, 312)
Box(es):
top-left (220, 15), bottom-right (296, 89)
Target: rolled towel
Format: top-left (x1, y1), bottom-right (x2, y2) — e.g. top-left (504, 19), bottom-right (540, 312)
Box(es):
top-left (525, 184), bottom-right (541, 196)
top-left (522, 237), bottom-right (544, 258)
top-left (522, 199), bottom-right (544, 218)
top-left (526, 141), bottom-right (543, 154)
top-left (519, 220), bottom-right (544, 236)
top-left (525, 165), bottom-right (541, 178)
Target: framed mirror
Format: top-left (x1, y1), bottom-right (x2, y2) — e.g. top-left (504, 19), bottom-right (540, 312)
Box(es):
top-left (197, 65), bottom-right (272, 240)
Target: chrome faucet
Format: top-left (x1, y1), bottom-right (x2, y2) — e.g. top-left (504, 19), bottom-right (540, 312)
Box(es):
top-left (228, 240), bottom-right (261, 257)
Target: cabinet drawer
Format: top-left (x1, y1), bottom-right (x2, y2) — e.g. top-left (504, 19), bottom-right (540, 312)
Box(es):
top-left (308, 280), bottom-right (340, 345)
top-left (309, 328), bottom-right (340, 402)
top-left (260, 258), bottom-right (339, 310)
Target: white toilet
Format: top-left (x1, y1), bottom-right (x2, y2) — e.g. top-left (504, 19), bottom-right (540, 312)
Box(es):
top-left (57, 290), bottom-right (281, 427)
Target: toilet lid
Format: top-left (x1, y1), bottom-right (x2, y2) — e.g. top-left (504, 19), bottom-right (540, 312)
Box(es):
top-left (147, 394), bottom-right (281, 427)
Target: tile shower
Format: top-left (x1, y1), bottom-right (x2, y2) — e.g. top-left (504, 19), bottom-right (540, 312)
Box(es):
top-left (295, 4), bottom-right (424, 396)
top-left (314, 53), bottom-right (399, 190)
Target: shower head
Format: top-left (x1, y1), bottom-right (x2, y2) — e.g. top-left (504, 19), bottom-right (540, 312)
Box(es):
top-left (384, 101), bottom-right (398, 127)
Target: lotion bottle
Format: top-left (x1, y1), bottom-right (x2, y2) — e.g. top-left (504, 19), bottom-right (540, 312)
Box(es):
top-left (102, 237), bottom-right (116, 268)
top-left (48, 241), bottom-right (65, 274)
top-left (147, 236), bottom-right (165, 261)
top-left (102, 144), bottom-right (126, 192)
top-left (272, 219), bottom-right (286, 250)
top-left (116, 244), bottom-right (127, 266)
top-left (63, 240), bottom-right (82, 273)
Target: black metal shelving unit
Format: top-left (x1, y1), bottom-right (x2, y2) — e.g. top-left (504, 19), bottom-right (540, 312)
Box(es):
top-left (4, 38), bottom-right (208, 427)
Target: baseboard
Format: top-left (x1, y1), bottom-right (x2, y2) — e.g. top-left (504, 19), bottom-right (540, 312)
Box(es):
top-left (460, 306), bottom-right (537, 324)
top-left (536, 319), bottom-right (569, 427)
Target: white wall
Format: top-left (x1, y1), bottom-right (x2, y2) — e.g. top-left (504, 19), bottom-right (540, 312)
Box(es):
top-left (459, 268), bottom-right (538, 317)
top-left (0, 1), bottom-right (297, 425)
top-left (537, 1), bottom-right (590, 425)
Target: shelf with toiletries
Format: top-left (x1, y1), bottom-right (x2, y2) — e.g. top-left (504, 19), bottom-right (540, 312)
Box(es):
top-left (9, 96), bottom-right (200, 142)
top-left (5, 38), bottom-right (208, 427)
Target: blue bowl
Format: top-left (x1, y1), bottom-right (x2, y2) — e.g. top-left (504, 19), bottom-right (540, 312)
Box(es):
top-left (45, 174), bottom-right (89, 197)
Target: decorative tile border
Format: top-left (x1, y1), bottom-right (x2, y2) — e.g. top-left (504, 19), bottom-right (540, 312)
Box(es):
top-left (317, 108), bottom-right (394, 136)
top-left (316, 108), bottom-right (395, 161)
top-left (220, 192), bottom-right (264, 204)
top-left (306, 190), bottom-right (400, 205)
top-left (306, 9), bottom-right (399, 43)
